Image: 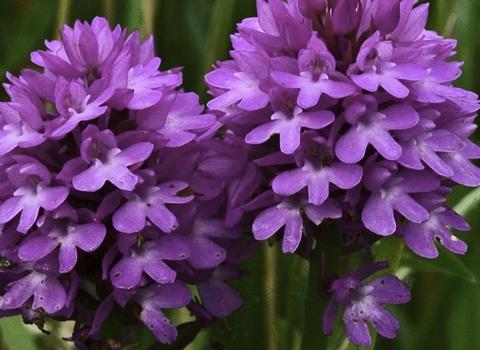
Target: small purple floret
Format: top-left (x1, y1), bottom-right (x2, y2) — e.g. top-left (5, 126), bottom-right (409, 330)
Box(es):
top-left (323, 262), bottom-right (411, 347)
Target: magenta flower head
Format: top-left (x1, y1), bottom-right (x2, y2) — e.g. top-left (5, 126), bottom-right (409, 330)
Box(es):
top-left (206, 0), bottom-right (478, 345)
top-left (0, 17), bottom-right (258, 347)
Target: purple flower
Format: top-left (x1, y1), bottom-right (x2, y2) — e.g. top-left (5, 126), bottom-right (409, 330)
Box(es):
top-left (362, 161), bottom-right (440, 236)
top-left (110, 229), bottom-right (190, 288)
top-left (0, 156), bottom-right (69, 233)
top-left (396, 110), bottom-right (465, 177)
top-left (206, 0), bottom-right (478, 345)
top-left (112, 180), bottom-right (194, 233)
top-left (113, 280), bottom-right (191, 345)
top-left (197, 264), bottom-right (244, 318)
top-left (205, 62), bottom-right (270, 111)
top-left (17, 205), bottom-right (106, 273)
top-left (0, 16), bottom-right (256, 347)
top-left (404, 191), bottom-right (470, 258)
top-left (271, 35), bottom-right (357, 108)
top-left (0, 254), bottom-right (70, 315)
top-left (184, 217), bottom-right (242, 269)
top-left (323, 262), bottom-right (411, 347)
top-left (335, 95), bottom-right (419, 163)
top-left (59, 125), bottom-right (154, 191)
top-left (137, 92), bottom-right (217, 147)
top-left (46, 77), bottom-right (115, 138)
top-left (245, 90), bottom-right (335, 154)
top-left (207, 0), bottom-right (478, 254)
top-left (252, 193), bottom-right (342, 253)
top-left (272, 132), bottom-right (363, 205)
top-left (136, 282), bottom-right (191, 344)
top-left (0, 101), bottom-right (45, 156)
top-left (347, 31), bottom-right (426, 98)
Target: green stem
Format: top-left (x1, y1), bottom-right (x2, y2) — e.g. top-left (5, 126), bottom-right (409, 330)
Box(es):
top-left (263, 241), bottom-right (279, 350)
top-left (102, 0), bottom-right (114, 22)
top-left (286, 255), bottom-right (308, 350)
top-left (300, 248), bottom-right (327, 350)
top-left (55, 0), bottom-right (71, 39)
top-left (300, 230), bottom-right (342, 350)
top-left (140, 0), bottom-right (158, 39)
top-left (124, 1), bottom-right (144, 34)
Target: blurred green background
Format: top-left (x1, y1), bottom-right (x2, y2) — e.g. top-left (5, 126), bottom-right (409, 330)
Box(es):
top-left (0, 0), bottom-right (480, 349)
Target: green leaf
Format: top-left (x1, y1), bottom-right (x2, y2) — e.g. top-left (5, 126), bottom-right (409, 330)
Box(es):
top-left (452, 185), bottom-right (480, 218)
top-left (372, 235), bottom-right (405, 277)
top-left (0, 316), bottom-right (39, 350)
top-left (401, 248), bottom-right (476, 283)
top-left (0, 0), bottom-right (57, 77)
top-left (453, 0), bottom-right (480, 94)
top-left (445, 278), bottom-right (480, 349)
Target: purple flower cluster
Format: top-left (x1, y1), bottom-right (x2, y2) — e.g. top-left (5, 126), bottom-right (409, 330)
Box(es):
top-left (0, 17), bottom-right (257, 347)
top-left (205, 0), bottom-right (478, 345)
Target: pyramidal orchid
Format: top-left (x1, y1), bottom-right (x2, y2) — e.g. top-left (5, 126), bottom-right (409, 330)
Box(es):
top-left (0, 1), bottom-right (478, 348)
top-left (205, 0), bottom-right (478, 345)
top-left (0, 17), bottom-right (258, 348)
